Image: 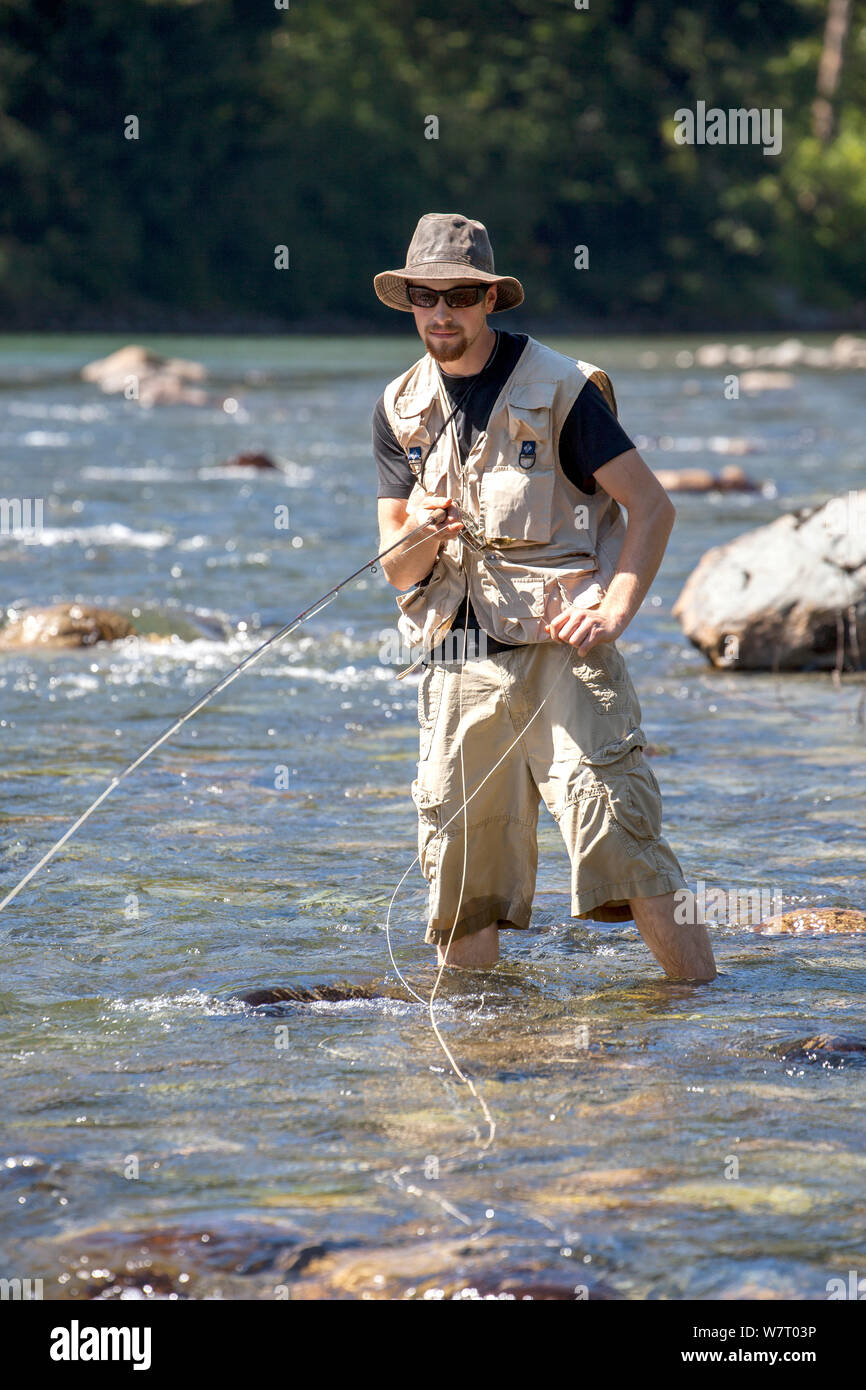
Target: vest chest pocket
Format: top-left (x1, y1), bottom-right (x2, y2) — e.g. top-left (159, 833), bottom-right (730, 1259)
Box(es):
top-left (481, 381), bottom-right (558, 542)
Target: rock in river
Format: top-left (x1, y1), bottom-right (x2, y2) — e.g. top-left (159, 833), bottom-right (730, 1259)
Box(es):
top-left (0, 603), bottom-right (134, 649)
top-left (779, 1034), bottom-right (866, 1062)
top-left (0, 603), bottom-right (223, 650)
top-left (654, 464), bottom-right (761, 493)
top-left (753, 907), bottom-right (866, 935)
top-left (673, 490), bottom-right (866, 669)
top-left (220, 451), bottom-right (280, 471)
top-left (233, 982), bottom-right (405, 1008)
top-left (81, 344), bottom-right (208, 405)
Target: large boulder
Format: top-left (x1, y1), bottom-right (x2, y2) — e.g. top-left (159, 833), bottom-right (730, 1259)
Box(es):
top-left (673, 491), bottom-right (866, 670)
top-left (81, 344), bottom-right (208, 405)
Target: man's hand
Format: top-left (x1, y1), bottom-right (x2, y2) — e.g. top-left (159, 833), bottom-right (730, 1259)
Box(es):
top-left (542, 447), bottom-right (677, 654)
top-left (408, 493), bottom-right (464, 541)
top-left (544, 598), bottom-right (628, 656)
top-left (377, 493), bottom-right (463, 591)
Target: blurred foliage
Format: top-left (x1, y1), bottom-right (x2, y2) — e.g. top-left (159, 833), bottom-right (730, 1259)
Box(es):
top-left (0, 0), bottom-right (863, 328)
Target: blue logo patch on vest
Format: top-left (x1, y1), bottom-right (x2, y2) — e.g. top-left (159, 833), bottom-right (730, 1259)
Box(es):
top-left (518, 440), bottom-right (536, 469)
top-left (407, 446), bottom-right (422, 472)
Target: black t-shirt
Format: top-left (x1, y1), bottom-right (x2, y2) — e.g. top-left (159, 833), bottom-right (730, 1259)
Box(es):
top-left (372, 330), bottom-right (635, 656)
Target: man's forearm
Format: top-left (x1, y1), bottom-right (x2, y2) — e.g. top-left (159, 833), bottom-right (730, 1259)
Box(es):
top-left (380, 518), bottom-right (443, 590)
top-left (601, 496), bottom-right (675, 629)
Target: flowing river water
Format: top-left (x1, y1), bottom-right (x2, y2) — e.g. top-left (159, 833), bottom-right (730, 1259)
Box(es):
top-left (0, 333), bottom-right (863, 1300)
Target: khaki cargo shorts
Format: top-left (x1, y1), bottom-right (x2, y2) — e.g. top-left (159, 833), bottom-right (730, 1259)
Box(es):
top-left (412, 639), bottom-right (687, 947)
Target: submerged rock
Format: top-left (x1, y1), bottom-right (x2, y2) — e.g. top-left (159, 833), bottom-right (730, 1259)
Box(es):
top-left (52, 1223), bottom-right (617, 1301)
top-left (654, 465), bottom-right (761, 493)
top-left (286, 1236), bottom-right (619, 1300)
top-left (221, 451), bottom-right (279, 471)
top-left (0, 603), bottom-right (223, 650)
top-left (673, 491), bottom-right (866, 670)
top-left (753, 908), bottom-right (866, 935)
top-left (779, 1034), bottom-right (866, 1062)
top-left (0, 603), bottom-right (134, 650)
top-left (53, 1222), bottom-right (311, 1300)
top-left (233, 982), bottom-right (405, 1008)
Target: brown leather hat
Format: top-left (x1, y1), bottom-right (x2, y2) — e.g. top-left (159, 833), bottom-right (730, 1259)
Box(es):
top-left (374, 212), bottom-right (524, 313)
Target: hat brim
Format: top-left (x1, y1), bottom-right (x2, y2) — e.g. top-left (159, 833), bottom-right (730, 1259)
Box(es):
top-left (374, 263), bottom-right (524, 313)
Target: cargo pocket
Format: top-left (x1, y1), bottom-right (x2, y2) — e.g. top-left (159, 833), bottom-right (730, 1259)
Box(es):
top-left (417, 662), bottom-right (445, 761)
top-left (582, 739), bottom-right (662, 856)
top-left (411, 778), bottom-right (443, 882)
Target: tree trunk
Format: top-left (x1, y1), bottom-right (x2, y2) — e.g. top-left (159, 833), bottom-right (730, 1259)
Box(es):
top-left (812, 0), bottom-right (852, 143)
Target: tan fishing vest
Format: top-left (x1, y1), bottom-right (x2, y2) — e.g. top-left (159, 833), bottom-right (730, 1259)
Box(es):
top-left (383, 335), bottom-right (627, 655)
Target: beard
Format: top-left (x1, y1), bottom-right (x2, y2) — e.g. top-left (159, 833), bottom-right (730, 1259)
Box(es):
top-left (423, 324), bottom-right (470, 363)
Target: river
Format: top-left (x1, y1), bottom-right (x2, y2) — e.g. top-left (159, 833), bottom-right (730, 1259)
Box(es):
top-left (0, 332), bottom-right (863, 1300)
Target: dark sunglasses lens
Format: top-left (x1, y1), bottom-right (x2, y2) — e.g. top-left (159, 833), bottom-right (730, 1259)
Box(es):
top-left (407, 286), bottom-right (438, 307)
top-left (407, 285), bottom-right (484, 308)
top-left (445, 287), bottom-right (483, 307)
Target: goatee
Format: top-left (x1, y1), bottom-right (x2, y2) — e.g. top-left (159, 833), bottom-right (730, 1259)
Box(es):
top-left (425, 329), bottom-right (468, 363)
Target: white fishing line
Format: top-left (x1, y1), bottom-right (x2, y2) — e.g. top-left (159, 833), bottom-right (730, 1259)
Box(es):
top-left (384, 636), bottom-right (574, 1149)
top-left (0, 523), bottom-right (441, 918)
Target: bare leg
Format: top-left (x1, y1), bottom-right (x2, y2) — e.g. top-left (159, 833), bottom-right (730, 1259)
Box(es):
top-left (630, 891), bottom-right (717, 982)
top-left (436, 920), bottom-right (499, 969)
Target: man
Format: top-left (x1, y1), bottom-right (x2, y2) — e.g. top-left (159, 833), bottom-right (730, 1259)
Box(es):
top-left (372, 212), bottom-right (716, 983)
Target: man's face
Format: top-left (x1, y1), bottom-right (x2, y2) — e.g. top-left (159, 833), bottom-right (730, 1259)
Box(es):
top-left (408, 279), bottom-right (498, 363)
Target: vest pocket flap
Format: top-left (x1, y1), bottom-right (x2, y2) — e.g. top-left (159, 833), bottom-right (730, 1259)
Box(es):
top-left (506, 381), bottom-right (557, 440)
top-left (394, 387), bottom-right (438, 419)
top-left (508, 381), bottom-right (558, 409)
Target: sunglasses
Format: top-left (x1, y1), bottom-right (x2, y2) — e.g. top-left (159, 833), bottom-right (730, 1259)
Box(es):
top-left (406, 283), bottom-right (490, 309)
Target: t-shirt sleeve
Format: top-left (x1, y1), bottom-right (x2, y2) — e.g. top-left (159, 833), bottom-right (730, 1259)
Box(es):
top-left (557, 378), bottom-right (635, 495)
top-left (373, 395), bottom-right (415, 500)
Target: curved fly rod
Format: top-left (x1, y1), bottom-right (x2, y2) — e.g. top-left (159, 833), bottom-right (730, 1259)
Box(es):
top-left (0, 511), bottom-right (449, 916)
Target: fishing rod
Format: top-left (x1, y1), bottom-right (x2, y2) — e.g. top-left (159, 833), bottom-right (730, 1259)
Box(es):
top-left (0, 508), bottom-right (451, 916)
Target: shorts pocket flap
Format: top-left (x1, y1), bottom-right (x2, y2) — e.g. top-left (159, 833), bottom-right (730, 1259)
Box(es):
top-left (411, 779), bottom-right (442, 811)
top-left (580, 727), bottom-right (648, 767)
